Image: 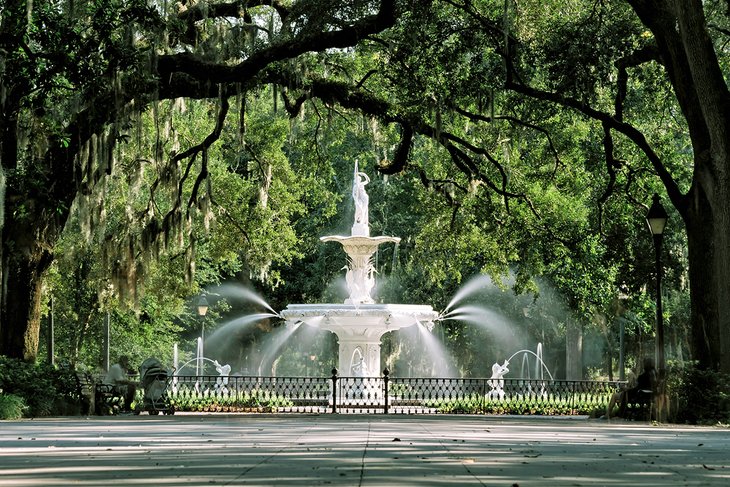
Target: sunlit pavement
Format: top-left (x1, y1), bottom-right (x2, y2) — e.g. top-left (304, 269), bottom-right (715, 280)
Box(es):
top-left (1, 414), bottom-right (729, 486)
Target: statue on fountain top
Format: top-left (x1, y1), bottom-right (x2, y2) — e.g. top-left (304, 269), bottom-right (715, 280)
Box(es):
top-left (320, 161), bottom-right (399, 305)
top-left (352, 161), bottom-right (370, 237)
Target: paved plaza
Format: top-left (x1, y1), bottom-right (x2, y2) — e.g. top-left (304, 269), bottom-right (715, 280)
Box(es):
top-left (1, 414), bottom-right (729, 486)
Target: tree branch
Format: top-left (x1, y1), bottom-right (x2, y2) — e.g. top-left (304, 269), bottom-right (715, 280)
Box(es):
top-left (449, 105), bottom-right (564, 178)
top-left (614, 46), bottom-right (661, 122)
top-left (597, 121), bottom-right (620, 234)
top-left (379, 122), bottom-right (412, 175)
top-left (158, 0), bottom-right (396, 85)
top-left (505, 77), bottom-right (686, 215)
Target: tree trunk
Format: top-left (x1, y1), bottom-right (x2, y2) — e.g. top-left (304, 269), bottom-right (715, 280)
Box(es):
top-left (0, 173), bottom-right (58, 361)
top-left (684, 180), bottom-right (730, 373)
top-left (0, 237), bottom-right (53, 361)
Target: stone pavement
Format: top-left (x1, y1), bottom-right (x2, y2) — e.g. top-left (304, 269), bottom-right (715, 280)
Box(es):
top-left (1, 414), bottom-right (729, 486)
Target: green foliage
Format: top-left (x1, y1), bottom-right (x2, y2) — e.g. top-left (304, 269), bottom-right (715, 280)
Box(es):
top-left (671, 363), bottom-right (730, 425)
top-left (521, 0), bottom-right (644, 101)
top-left (42, 244), bottom-right (187, 369)
top-left (429, 393), bottom-right (610, 417)
top-left (0, 357), bottom-right (86, 417)
top-left (0, 393), bottom-right (27, 420)
top-left (43, 92), bottom-right (319, 370)
top-left (168, 389), bottom-right (293, 412)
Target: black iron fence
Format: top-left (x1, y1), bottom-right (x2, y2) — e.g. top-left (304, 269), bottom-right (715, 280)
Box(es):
top-left (165, 370), bottom-right (622, 416)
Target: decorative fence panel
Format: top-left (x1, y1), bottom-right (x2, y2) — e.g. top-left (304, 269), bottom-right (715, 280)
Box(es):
top-left (334, 376), bottom-right (386, 414)
top-left (170, 375), bottom-right (333, 413)
top-left (165, 373), bottom-right (622, 415)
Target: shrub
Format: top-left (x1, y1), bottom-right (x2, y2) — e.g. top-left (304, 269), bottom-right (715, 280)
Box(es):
top-left (167, 388), bottom-right (294, 412)
top-left (0, 393), bottom-right (27, 420)
top-left (671, 363), bottom-right (730, 425)
top-left (0, 356), bottom-right (86, 417)
top-left (430, 394), bottom-right (612, 416)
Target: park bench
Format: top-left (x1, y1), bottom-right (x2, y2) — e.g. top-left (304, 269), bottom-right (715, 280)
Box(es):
top-left (623, 376), bottom-right (669, 421)
top-left (69, 373), bottom-right (125, 415)
top-left (623, 388), bottom-right (654, 420)
top-left (63, 371), bottom-right (93, 416)
top-left (93, 372), bottom-right (140, 415)
top-left (94, 382), bottom-right (126, 415)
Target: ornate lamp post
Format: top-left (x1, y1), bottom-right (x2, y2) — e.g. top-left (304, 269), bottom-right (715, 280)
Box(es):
top-left (646, 193), bottom-right (668, 374)
top-left (196, 296), bottom-right (209, 376)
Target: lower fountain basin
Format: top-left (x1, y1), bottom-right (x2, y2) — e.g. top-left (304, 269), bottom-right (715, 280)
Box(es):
top-left (281, 303), bottom-right (438, 336)
top-left (281, 303), bottom-right (439, 376)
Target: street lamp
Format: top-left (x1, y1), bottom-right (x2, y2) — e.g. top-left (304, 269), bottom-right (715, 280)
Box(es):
top-left (197, 296), bottom-right (209, 319)
top-left (196, 296), bottom-right (209, 376)
top-left (646, 193), bottom-right (668, 374)
top-left (617, 285), bottom-right (629, 382)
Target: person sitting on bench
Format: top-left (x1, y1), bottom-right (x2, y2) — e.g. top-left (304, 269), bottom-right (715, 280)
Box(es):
top-left (607, 357), bottom-right (656, 418)
top-left (103, 355), bottom-right (137, 412)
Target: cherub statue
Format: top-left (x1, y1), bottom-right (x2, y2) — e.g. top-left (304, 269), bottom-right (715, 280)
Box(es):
top-left (213, 360), bottom-right (232, 394)
top-left (487, 360), bottom-right (510, 400)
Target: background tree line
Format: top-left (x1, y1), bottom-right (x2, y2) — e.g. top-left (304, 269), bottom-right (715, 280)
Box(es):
top-left (0, 0), bottom-right (724, 390)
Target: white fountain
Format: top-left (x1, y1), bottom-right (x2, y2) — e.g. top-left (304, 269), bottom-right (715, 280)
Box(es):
top-left (280, 162), bottom-right (439, 376)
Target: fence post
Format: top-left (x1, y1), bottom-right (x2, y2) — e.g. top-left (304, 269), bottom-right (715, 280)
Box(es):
top-left (571, 380), bottom-right (576, 413)
top-left (383, 368), bottom-right (389, 414)
top-left (331, 368), bottom-right (338, 414)
top-left (480, 378), bottom-right (486, 414)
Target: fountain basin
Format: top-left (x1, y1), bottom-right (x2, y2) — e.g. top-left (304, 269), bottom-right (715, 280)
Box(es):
top-left (320, 235), bottom-right (401, 247)
top-left (281, 303), bottom-right (438, 376)
top-left (281, 303), bottom-right (437, 331)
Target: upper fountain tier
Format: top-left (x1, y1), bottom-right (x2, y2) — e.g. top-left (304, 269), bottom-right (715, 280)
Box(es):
top-left (319, 234), bottom-right (400, 305)
top-left (319, 161), bottom-right (402, 305)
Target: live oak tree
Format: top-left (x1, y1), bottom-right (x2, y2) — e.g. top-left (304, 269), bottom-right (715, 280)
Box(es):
top-left (503, 0), bottom-right (730, 372)
top-left (494, 0), bottom-right (730, 373)
top-left (0, 0), bottom-right (399, 360)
